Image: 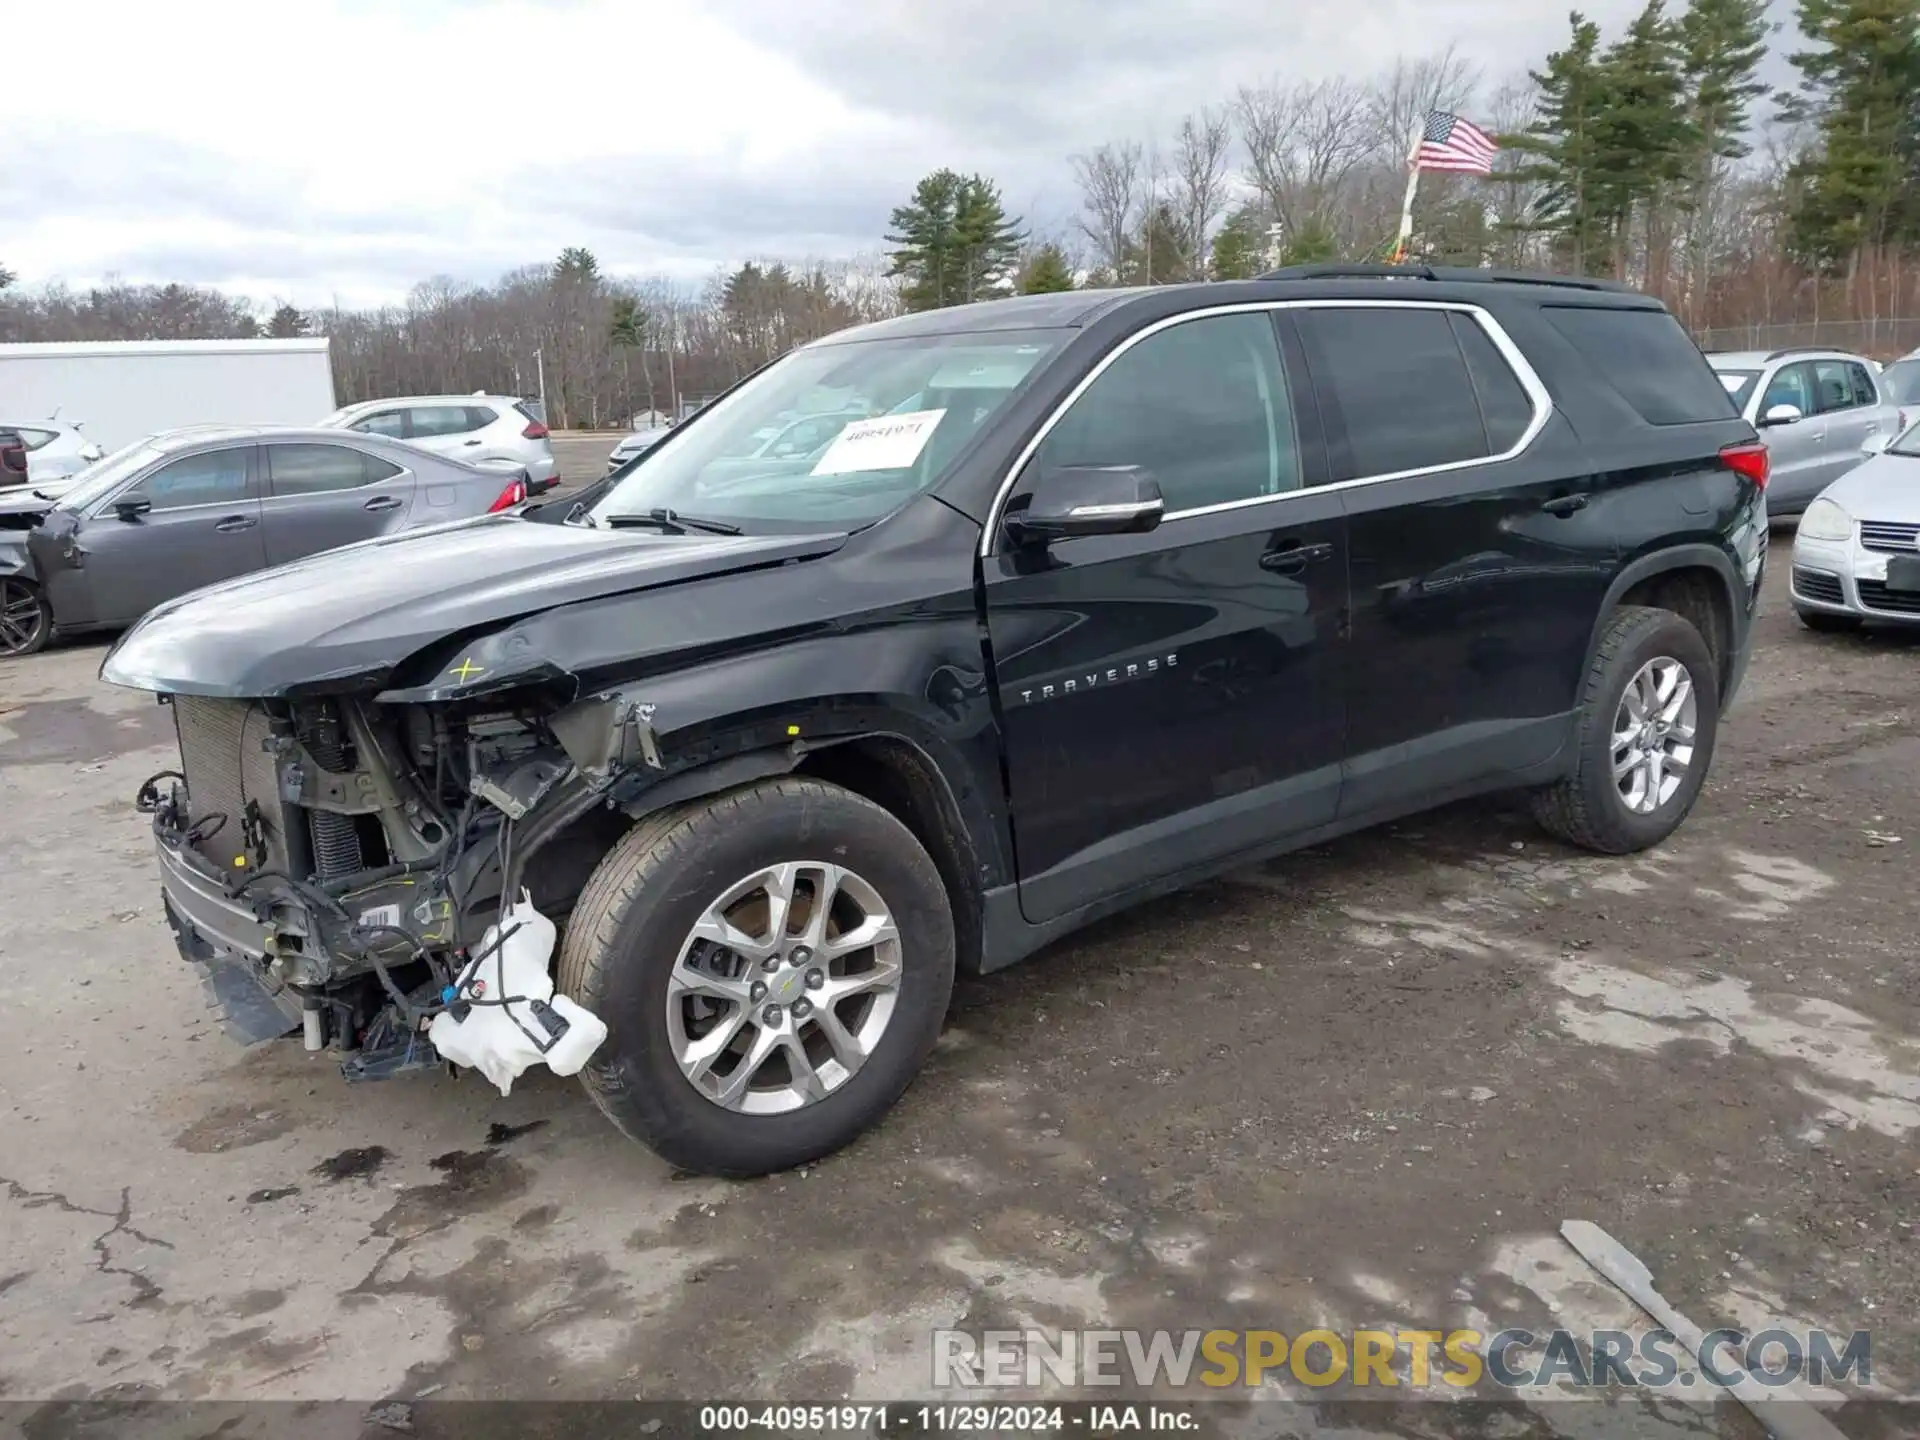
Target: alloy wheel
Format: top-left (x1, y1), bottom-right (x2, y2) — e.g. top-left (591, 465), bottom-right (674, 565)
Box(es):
top-left (666, 860), bottom-right (903, 1115)
top-left (1612, 656), bottom-right (1697, 815)
top-left (0, 579), bottom-right (47, 655)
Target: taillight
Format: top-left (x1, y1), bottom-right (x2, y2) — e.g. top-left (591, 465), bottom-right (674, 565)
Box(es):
top-left (487, 477), bottom-right (527, 513)
top-left (521, 421), bottom-right (549, 440)
top-left (1720, 440), bottom-right (1769, 490)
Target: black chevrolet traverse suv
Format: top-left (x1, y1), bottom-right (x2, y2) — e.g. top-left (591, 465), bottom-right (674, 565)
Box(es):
top-left (104, 264), bottom-right (1766, 1175)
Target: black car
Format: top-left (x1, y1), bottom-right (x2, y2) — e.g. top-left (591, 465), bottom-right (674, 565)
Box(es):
top-left (100, 266), bottom-right (1767, 1177)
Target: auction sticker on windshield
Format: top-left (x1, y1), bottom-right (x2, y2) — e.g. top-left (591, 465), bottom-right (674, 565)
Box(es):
top-left (810, 409), bottom-right (946, 476)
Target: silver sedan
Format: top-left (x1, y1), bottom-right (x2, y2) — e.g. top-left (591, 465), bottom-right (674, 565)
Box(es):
top-left (1790, 426), bottom-right (1920, 629)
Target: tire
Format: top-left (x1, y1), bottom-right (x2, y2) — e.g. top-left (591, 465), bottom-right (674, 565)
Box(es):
top-left (554, 777), bottom-right (955, 1177)
top-left (1794, 606), bottom-right (1860, 634)
top-left (1530, 604), bottom-right (1720, 855)
top-left (0, 576), bottom-right (52, 657)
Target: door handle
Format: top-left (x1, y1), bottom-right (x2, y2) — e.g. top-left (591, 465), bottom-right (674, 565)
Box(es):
top-left (1259, 540), bottom-right (1334, 575)
top-left (363, 495), bottom-right (404, 512)
top-left (1541, 493), bottom-right (1590, 517)
top-left (214, 515), bottom-right (257, 532)
top-left (463, 439), bottom-right (483, 446)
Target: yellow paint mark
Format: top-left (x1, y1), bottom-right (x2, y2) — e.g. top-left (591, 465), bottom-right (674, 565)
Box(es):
top-left (786, 724), bottom-right (801, 736)
top-left (451, 657), bottom-right (485, 682)
top-left (232, 855), bottom-right (248, 868)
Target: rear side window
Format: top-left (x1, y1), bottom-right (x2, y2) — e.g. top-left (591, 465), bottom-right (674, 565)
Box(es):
top-left (16, 428), bottom-right (59, 451)
top-left (1296, 307), bottom-right (1498, 478)
top-left (1449, 313), bottom-right (1534, 453)
top-left (1811, 359), bottom-right (1858, 414)
top-left (410, 406), bottom-right (481, 439)
top-left (1848, 363), bottom-right (1878, 407)
top-left (267, 443), bottom-right (398, 495)
top-left (465, 406), bottom-right (499, 429)
top-left (1544, 306), bottom-right (1734, 425)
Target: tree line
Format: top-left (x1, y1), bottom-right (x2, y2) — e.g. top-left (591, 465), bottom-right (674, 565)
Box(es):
top-left (4, 0), bottom-right (1918, 425)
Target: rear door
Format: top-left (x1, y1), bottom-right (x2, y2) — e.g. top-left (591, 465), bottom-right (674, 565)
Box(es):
top-left (59, 445), bottom-right (266, 625)
top-left (1295, 302), bottom-right (1612, 813)
top-left (260, 442), bottom-right (416, 565)
top-left (404, 404), bottom-right (492, 461)
top-left (981, 308), bottom-right (1348, 923)
top-left (1755, 362), bottom-right (1827, 512)
top-left (1811, 358), bottom-right (1876, 486)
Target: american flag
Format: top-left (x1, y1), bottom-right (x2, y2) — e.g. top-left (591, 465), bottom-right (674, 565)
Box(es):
top-left (1415, 110), bottom-right (1499, 174)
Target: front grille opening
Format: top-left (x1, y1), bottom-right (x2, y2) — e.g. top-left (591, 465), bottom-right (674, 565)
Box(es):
top-left (1792, 567), bottom-right (1845, 606)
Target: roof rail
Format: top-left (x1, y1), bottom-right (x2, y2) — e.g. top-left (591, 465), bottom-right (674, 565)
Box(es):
top-left (1258, 262), bottom-right (1636, 293)
top-left (1763, 345), bottom-right (1847, 361)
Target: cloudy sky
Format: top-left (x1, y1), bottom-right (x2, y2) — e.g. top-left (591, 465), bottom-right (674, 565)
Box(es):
top-left (4, 0), bottom-right (1798, 308)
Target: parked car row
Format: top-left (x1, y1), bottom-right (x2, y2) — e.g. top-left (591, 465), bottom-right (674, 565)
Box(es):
top-left (318, 392), bottom-right (559, 492)
top-left (0, 422), bottom-right (538, 655)
top-left (0, 418), bottom-right (105, 489)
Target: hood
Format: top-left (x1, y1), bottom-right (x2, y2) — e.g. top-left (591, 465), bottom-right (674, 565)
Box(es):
top-left (1820, 451), bottom-right (1920, 523)
top-left (99, 514), bottom-right (847, 698)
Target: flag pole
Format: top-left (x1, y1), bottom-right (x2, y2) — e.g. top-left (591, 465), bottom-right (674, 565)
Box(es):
top-left (1391, 117), bottom-right (1423, 263)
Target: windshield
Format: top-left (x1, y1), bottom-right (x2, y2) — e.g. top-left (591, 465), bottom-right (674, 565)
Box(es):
top-left (316, 406), bottom-right (359, 427)
top-left (1880, 359), bottom-right (1920, 406)
top-left (587, 329), bottom-right (1064, 533)
top-left (1713, 368), bottom-right (1760, 411)
top-left (53, 439), bottom-right (165, 512)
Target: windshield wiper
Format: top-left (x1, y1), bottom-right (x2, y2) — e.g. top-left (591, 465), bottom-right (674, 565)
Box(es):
top-left (604, 507), bottom-right (742, 536)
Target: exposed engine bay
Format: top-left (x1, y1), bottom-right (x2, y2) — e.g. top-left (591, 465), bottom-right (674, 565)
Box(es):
top-left (140, 687), bottom-right (643, 1083)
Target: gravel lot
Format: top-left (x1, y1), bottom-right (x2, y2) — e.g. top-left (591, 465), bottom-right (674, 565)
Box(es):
top-left (3, 534), bottom-right (1917, 1433)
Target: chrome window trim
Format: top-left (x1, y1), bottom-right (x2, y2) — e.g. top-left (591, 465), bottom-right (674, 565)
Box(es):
top-left (979, 297), bottom-right (1554, 558)
top-left (86, 446), bottom-right (257, 521)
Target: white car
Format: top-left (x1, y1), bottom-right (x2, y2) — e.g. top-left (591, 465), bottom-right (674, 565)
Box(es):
top-left (606, 425), bottom-right (672, 473)
top-left (317, 393), bottom-right (559, 491)
top-left (0, 419), bottom-right (105, 487)
top-left (1790, 425), bottom-right (1920, 629)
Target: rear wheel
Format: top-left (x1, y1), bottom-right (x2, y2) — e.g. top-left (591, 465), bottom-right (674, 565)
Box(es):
top-left (1794, 606), bottom-right (1860, 634)
top-left (1531, 605), bottom-right (1719, 855)
top-left (0, 577), bottom-right (52, 656)
top-left (556, 777), bottom-right (955, 1177)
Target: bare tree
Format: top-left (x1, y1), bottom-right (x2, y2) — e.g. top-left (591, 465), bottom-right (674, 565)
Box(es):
top-left (1071, 141), bottom-right (1143, 280)
top-left (1365, 46), bottom-right (1481, 160)
top-left (1170, 107), bottom-right (1233, 279)
top-left (1234, 78), bottom-right (1373, 242)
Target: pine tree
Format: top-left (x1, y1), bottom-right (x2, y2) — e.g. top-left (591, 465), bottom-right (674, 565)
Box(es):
top-left (1674, 0), bottom-right (1772, 303)
top-left (1593, 1), bottom-right (1694, 279)
top-left (1208, 207), bottom-right (1270, 279)
top-left (886, 170), bottom-right (1025, 310)
top-left (1507, 13), bottom-right (1616, 272)
top-left (1279, 216), bottom-right (1340, 266)
top-left (1122, 202), bottom-right (1195, 283)
top-left (266, 303), bottom-right (309, 338)
top-left (1017, 244), bottom-right (1076, 293)
top-left (952, 175), bottom-right (1026, 302)
top-left (1783, 0), bottom-right (1920, 274)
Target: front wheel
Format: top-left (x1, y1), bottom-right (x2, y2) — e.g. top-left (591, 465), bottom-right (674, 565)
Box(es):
top-left (1531, 605), bottom-right (1720, 855)
top-left (0, 576), bottom-right (52, 656)
top-left (555, 777), bottom-right (956, 1177)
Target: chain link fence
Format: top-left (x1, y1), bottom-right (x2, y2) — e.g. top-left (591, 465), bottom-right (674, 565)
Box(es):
top-left (1692, 319), bottom-right (1920, 361)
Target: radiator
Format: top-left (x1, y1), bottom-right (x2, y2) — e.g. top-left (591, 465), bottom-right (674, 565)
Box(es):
top-left (172, 696), bottom-right (290, 878)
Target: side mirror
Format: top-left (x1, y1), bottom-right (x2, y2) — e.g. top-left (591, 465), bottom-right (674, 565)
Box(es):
top-left (1004, 465), bottom-right (1165, 546)
top-left (1761, 403), bottom-right (1804, 427)
top-left (114, 494), bottom-right (153, 521)
top-left (1862, 431), bottom-right (1892, 455)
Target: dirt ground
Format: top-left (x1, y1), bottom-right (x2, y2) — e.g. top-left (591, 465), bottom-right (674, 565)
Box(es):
top-left (2, 534), bottom-right (1918, 1437)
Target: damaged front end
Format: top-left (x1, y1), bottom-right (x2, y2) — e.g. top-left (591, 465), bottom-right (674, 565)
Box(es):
top-left (140, 677), bottom-right (656, 1087)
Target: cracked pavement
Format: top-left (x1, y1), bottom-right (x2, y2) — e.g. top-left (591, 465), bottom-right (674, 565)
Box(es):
top-left (2, 535), bottom-right (1918, 1436)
